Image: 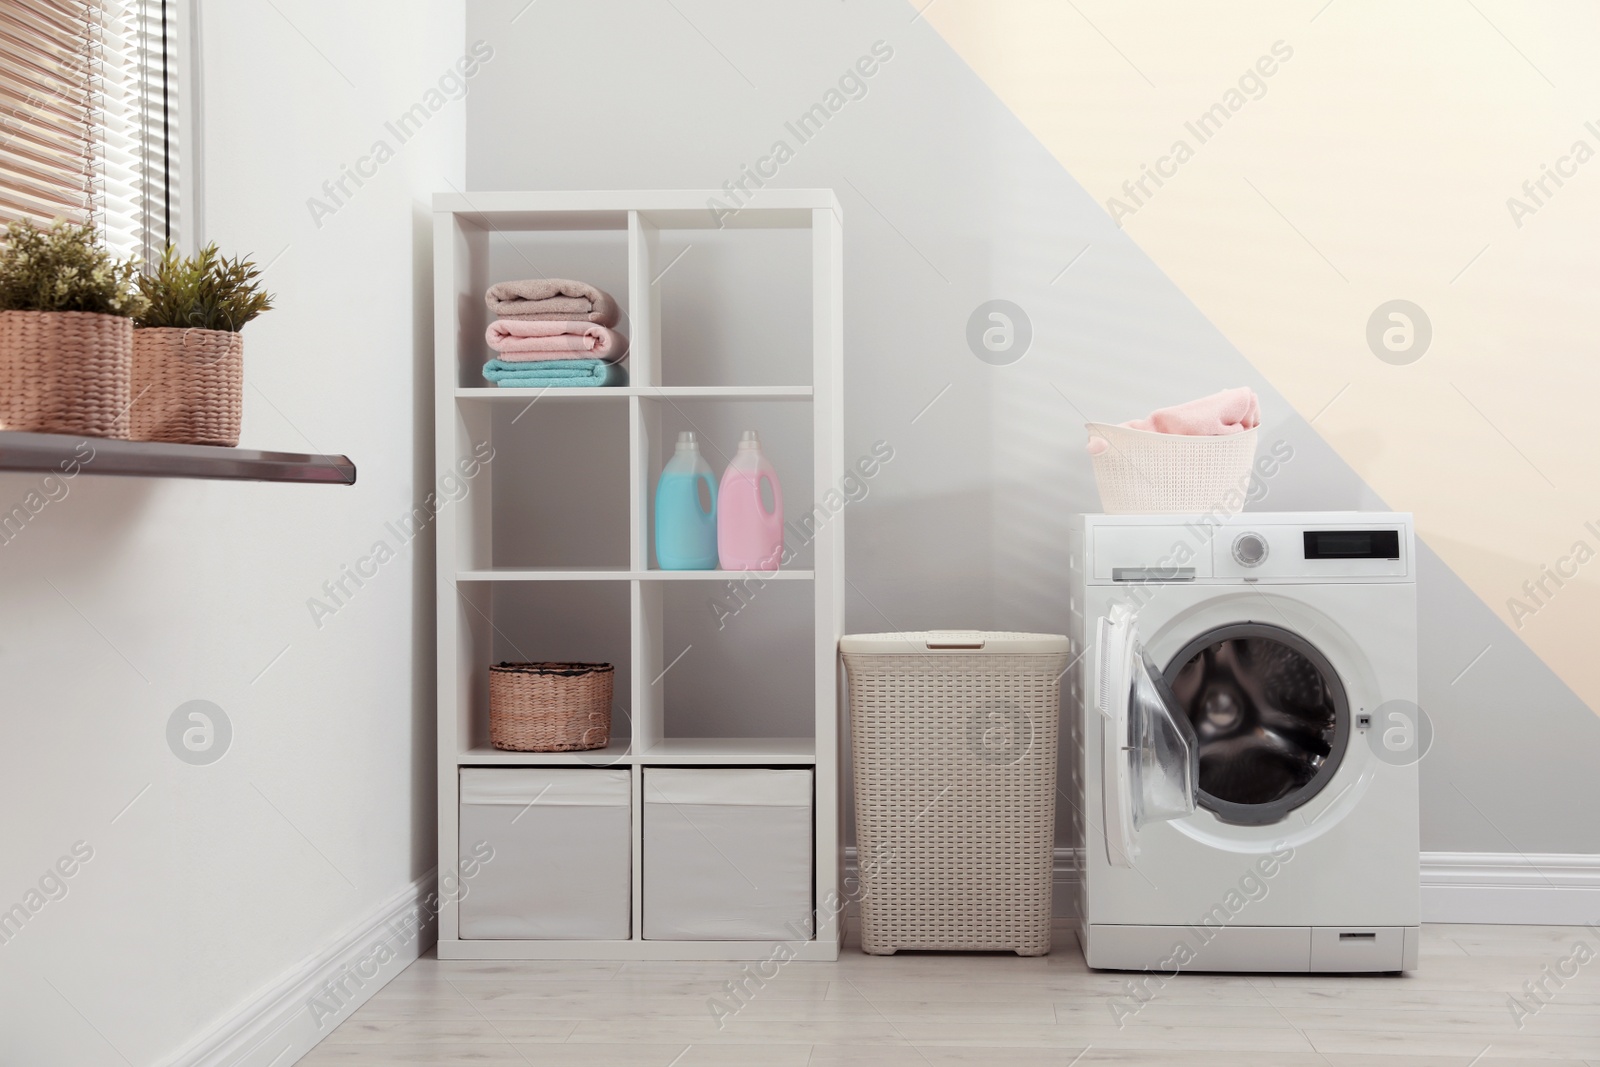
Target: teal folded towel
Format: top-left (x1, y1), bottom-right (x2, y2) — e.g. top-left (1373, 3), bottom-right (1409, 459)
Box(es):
top-left (483, 359), bottom-right (629, 388)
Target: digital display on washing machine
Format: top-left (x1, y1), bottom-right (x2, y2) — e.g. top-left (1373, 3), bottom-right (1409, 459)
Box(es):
top-left (1303, 529), bottom-right (1400, 560)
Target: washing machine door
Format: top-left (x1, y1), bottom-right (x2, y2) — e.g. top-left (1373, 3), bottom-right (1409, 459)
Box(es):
top-left (1097, 603), bottom-right (1199, 868)
top-left (1162, 622), bottom-right (1349, 827)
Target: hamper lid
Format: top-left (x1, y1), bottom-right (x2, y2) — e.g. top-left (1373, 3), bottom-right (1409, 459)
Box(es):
top-left (839, 630), bottom-right (1069, 655)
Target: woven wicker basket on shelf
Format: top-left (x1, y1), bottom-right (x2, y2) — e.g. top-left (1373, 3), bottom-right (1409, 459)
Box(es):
top-left (130, 328), bottom-right (244, 446)
top-left (489, 662), bottom-right (613, 752)
top-left (0, 310), bottom-right (133, 438)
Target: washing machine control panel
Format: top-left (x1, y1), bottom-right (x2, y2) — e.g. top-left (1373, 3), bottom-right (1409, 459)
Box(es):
top-left (1087, 517), bottom-right (1413, 582)
top-left (1210, 523), bottom-right (1409, 580)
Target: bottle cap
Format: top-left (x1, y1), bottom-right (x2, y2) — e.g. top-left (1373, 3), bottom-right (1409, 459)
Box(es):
top-left (738, 430), bottom-right (760, 449)
top-left (676, 431), bottom-right (697, 449)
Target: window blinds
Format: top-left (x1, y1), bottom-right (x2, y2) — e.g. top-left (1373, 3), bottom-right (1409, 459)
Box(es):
top-left (102, 0), bottom-right (176, 263)
top-left (0, 2), bottom-right (97, 226)
top-left (0, 0), bottom-right (176, 262)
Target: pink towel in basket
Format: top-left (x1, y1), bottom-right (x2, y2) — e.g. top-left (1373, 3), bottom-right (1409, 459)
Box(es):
top-left (1087, 388), bottom-right (1260, 455)
top-left (485, 320), bottom-right (630, 363)
top-left (484, 278), bottom-right (621, 326)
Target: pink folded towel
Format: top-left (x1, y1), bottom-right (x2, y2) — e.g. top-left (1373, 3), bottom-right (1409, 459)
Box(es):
top-left (485, 278), bottom-right (620, 327)
top-left (486, 320), bottom-right (630, 363)
top-left (1087, 387), bottom-right (1260, 455)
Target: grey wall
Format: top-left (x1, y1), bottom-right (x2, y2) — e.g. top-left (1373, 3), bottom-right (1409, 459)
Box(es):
top-left (464, 0), bottom-right (1600, 854)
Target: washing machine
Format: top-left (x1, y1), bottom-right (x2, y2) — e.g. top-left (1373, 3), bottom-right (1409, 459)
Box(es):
top-left (1068, 512), bottom-right (1420, 973)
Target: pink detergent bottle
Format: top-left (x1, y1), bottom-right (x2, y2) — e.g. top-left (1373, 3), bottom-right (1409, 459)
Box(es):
top-left (717, 431), bottom-right (784, 571)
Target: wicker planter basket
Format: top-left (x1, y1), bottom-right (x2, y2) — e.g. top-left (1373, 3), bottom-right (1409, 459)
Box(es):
top-left (489, 662), bottom-right (613, 752)
top-left (0, 310), bottom-right (133, 438)
top-left (130, 327), bottom-right (244, 446)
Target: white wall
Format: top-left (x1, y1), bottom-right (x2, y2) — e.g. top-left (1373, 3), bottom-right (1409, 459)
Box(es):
top-left (0, 3), bottom-right (465, 1063)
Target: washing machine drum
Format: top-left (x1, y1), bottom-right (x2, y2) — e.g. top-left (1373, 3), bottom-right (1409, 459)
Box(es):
top-left (1164, 623), bottom-right (1349, 825)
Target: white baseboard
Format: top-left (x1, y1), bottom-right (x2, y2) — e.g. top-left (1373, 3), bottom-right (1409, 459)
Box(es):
top-left (844, 848), bottom-right (1600, 927)
top-left (158, 870), bottom-right (439, 1067)
top-left (1421, 852), bottom-right (1600, 926)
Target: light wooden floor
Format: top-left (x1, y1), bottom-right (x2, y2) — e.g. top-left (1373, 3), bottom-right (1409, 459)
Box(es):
top-left (303, 923), bottom-right (1600, 1065)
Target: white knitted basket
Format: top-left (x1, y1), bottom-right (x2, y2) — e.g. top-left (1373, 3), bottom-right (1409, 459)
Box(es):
top-left (1087, 422), bottom-right (1259, 514)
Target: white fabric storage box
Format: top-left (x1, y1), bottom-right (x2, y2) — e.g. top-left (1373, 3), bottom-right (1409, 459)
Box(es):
top-left (643, 768), bottom-right (813, 941)
top-left (459, 768), bottom-right (630, 940)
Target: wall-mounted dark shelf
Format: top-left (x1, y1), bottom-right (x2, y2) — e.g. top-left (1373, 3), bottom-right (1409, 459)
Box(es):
top-left (0, 431), bottom-right (356, 485)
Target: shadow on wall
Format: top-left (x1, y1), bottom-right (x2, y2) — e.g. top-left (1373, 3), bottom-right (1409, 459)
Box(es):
top-left (0, 473), bottom-right (161, 571)
top-left (410, 204), bottom-right (439, 882)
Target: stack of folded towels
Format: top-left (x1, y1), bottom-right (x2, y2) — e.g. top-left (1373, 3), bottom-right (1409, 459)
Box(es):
top-left (482, 279), bottom-right (629, 388)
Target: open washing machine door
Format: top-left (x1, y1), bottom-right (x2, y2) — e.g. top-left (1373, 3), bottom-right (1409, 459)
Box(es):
top-left (1162, 621), bottom-right (1349, 827)
top-left (1097, 604), bottom-right (1199, 867)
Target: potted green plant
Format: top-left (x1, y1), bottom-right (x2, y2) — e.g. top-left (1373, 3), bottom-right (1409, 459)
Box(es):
top-left (132, 243), bottom-right (274, 447)
top-left (0, 218), bottom-right (147, 438)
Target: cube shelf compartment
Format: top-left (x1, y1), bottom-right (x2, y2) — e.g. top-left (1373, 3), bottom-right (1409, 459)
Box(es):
top-left (653, 578), bottom-right (815, 742)
top-left (651, 226), bottom-right (812, 388)
top-left (485, 401), bottom-right (631, 571)
top-left (447, 580), bottom-right (634, 756)
top-left (641, 399), bottom-right (814, 572)
top-left (434, 189), bottom-right (843, 961)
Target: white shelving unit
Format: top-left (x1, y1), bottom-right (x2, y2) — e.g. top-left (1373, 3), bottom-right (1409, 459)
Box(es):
top-left (433, 190), bottom-right (844, 961)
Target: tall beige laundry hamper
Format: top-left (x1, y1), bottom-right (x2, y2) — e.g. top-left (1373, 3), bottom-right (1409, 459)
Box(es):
top-left (840, 631), bottom-right (1070, 955)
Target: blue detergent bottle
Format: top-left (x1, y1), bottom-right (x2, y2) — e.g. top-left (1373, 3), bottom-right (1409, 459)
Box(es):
top-left (654, 432), bottom-right (718, 570)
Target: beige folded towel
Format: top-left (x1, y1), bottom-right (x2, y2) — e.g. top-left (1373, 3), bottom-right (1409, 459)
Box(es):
top-left (485, 278), bottom-right (620, 326)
